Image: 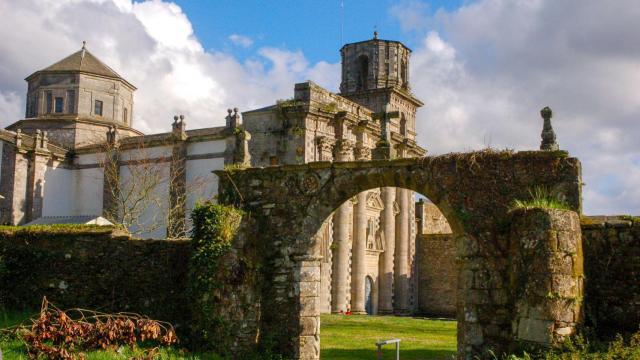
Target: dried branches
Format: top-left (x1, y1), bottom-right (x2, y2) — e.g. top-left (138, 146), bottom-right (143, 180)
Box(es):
top-left (1, 297), bottom-right (177, 359)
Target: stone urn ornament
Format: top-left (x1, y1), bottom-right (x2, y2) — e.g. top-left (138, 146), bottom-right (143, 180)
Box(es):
top-left (540, 106), bottom-right (559, 151)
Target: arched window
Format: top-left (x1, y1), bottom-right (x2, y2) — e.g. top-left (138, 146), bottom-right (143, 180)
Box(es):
top-left (357, 55), bottom-right (368, 90)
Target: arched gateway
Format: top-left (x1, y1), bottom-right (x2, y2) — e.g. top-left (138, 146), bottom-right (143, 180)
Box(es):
top-left (215, 150), bottom-right (583, 359)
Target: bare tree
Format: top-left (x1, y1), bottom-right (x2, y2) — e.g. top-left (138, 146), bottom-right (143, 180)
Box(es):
top-left (100, 128), bottom-right (208, 238)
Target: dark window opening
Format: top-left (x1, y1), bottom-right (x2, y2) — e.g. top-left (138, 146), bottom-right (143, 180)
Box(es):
top-left (94, 100), bottom-right (103, 116)
top-left (123, 107), bottom-right (128, 124)
top-left (357, 55), bottom-right (369, 91)
top-left (46, 91), bottom-right (53, 114)
top-left (269, 156), bottom-right (279, 166)
top-left (54, 97), bottom-right (63, 113)
top-left (66, 90), bottom-right (75, 113)
top-left (401, 60), bottom-right (408, 88)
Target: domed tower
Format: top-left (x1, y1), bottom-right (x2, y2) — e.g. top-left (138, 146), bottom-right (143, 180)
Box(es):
top-left (339, 32), bottom-right (423, 143)
top-left (7, 42), bottom-right (142, 148)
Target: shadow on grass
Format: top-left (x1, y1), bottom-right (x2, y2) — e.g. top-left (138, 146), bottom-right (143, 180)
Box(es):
top-left (321, 348), bottom-right (456, 360)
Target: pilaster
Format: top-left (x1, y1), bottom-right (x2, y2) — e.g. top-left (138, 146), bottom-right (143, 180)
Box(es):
top-left (168, 115), bottom-right (188, 238)
top-left (25, 130), bottom-right (50, 223)
top-left (393, 188), bottom-right (410, 314)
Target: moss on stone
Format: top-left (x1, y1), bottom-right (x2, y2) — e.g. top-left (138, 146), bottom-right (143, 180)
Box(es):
top-left (0, 224), bottom-right (124, 236)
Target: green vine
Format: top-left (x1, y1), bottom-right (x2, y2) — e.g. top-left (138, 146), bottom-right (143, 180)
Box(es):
top-left (188, 202), bottom-right (243, 351)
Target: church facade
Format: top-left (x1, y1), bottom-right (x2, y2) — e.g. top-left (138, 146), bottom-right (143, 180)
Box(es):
top-left (0, 34), bottom-right (455, 315)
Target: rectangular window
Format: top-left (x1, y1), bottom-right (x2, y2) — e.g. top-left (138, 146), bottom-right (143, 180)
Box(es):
top-left (66, 90), bottom-right (75, 113)
top-left (94, 100), bottom-right (103, 116)
top-left (123, 107), bottom-right (128, 124)
top-left (54, 97), bottom-right (63, 113)
top-left (46, 91), bottom-right (53, 113)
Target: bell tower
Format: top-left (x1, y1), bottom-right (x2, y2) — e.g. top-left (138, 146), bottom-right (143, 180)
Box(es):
top-left (339, 32), bottom-right (423, 142)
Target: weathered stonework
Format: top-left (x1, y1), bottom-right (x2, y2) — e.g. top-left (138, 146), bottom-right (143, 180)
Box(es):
top-left (416, 233), bottom-right (457, 317)
top-left (582, 216), bottom-right (640, 336)
top-left (215, 150), bottom-right (583, 359)
top-left (0, 227), bottom-right (191, 326)
top-left (509, 209), bottom-right (583, 350)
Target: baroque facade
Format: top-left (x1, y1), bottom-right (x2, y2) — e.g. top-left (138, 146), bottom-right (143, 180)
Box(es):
top-left (0, 34), bottom-right (453, 315)
top-left (242, 33), bottom-right (427, 315)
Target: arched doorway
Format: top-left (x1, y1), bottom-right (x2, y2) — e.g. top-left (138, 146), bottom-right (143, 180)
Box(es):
top-left (365, 276), bottom-right (374, 315)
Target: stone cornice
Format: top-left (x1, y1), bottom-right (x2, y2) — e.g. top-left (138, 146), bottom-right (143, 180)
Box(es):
top-left (7, 117), bottom-right (144, 136)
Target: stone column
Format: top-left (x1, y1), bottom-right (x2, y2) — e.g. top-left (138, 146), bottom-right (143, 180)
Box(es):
top-left (331, 139), bottom-right (354, 313)
top-left (294, 255), bottom-right (322, 360)
top-left (378, 187), bottom-right (396, 314)
top-left (350, 191), bottom-right (368, 314)
top-left (350, 133), bottom-right (370, 315)
top-left (394, 188), bottom-right (410, 314)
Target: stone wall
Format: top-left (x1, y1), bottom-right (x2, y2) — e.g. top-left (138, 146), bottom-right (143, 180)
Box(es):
top-left (582, 216), bottom-right (640, 336)
top-left (416, 233), bottom-right (457, 317)
top-left (0, 227), bottom-right (191, 327)
top-left (509, 208), bottom-right (583, 348)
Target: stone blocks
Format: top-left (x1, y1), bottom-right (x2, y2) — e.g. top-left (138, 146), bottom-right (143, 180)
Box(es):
top-left (510, 208), bottom-right (583, 348)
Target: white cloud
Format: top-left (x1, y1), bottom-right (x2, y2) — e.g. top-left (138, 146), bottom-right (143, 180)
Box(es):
top-left (393, 0), bottom-right (640, 214)
top-left (228, 34), bottom-right (254, 48)
top-left (0, 0), bottom-right (338, 134)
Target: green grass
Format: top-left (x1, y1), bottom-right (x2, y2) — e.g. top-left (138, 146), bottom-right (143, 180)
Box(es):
top-left (320, 314), bottom-right (457, 360)
top-left (511, 186), bottom-right (570, 211)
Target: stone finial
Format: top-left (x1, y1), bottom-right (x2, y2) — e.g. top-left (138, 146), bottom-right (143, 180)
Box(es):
top-left (540, 106), bottom-right (559, 151)
top-left (226, 107), bottom-right (241, 129)
top-left (172, 114), bottom-right (187, 140)
top-left (82, 41), bottom-right (86, 50)
top-left (106, 125), bottom-right (118, 145)
top-left (374, 30), bottom-right (378, 40)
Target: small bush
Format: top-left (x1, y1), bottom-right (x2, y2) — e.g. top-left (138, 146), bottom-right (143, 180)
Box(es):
top-left (511, 186), bottom-right (570, 211)
top-left (493, 329), bottom-right (640, 359)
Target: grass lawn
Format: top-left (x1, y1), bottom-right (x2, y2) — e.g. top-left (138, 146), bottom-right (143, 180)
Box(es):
top-left (320, 314), bottom-right (457, 360)
top-left (2, 309), bottom-right (457, 359)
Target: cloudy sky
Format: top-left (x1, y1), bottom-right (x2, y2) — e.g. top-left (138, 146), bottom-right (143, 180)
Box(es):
top-left (0, 0), bottom-right (638, 215)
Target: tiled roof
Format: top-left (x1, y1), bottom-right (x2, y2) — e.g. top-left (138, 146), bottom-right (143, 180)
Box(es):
top-left (27, 44), bottom-right (134, 89)
top-left (41, 47), bottom-right (122, 79)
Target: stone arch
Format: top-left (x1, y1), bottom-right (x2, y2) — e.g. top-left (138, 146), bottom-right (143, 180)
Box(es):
top-left (215, 150), bottom-right (582, 359)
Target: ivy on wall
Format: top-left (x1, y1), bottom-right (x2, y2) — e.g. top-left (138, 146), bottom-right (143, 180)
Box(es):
top-left (188, 201), bottom-right (243, 350)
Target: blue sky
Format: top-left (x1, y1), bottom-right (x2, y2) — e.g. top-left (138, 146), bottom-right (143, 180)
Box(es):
top-left (172, 0), bottom-right (465, 63)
